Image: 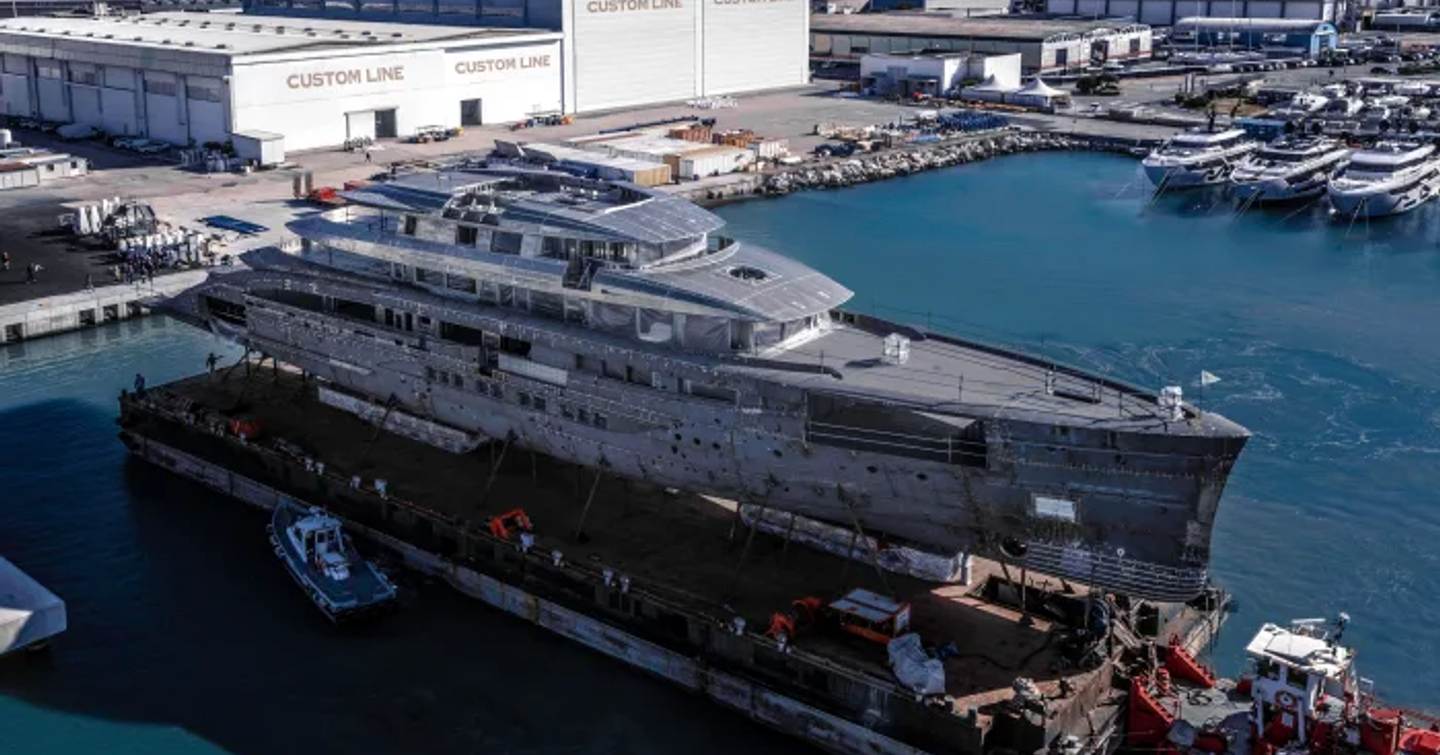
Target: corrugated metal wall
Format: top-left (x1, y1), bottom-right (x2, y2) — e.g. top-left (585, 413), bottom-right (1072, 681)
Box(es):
top-left (702, 0), bottom-right (807, 95)
top-left (569, 0), bottom-right (698, 112)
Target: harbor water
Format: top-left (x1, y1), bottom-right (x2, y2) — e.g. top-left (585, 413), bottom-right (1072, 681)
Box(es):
top-left (1, 150), bottom-right (1437, 751)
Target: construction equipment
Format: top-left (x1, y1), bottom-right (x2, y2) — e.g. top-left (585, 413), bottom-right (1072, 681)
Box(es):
top-left (307, 186), bottom-right (345, 207)
top-left (766, 589), bottom-right (912, 647)
top-left (488, 507), bottom-right (534, 542)
top-left (766, 596), bottom-right (824, 643)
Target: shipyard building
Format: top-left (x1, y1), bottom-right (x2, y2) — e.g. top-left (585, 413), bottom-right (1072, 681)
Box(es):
top-left (1042, 0), bottom-right (1347, 24)
top-left (0, 0), bottom-right (809, 149)
top-left (810, 13), bottom-right (1152, 72)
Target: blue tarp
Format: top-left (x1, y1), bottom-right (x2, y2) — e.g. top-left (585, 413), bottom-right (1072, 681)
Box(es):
top-left (201, 216), bottom-right (268, 235)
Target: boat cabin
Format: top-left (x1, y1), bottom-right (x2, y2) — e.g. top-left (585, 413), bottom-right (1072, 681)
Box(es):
top-left (1244, 617), bottom-right (1360, 742)
top-left (287, 508), bottom-right (353, 582)
top-left (1167, 129), bottom-right (1249, 151)
top-left (1348, 142), bottom-right (1434, 173)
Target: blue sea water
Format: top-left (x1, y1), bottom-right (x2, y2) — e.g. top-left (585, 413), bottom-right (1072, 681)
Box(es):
top-left (1, 150), bottom-right (1437, 753)
top-left (714, 151), bottom-right (1440, 708)
top-left (0, 319), bottom-right (795, 753)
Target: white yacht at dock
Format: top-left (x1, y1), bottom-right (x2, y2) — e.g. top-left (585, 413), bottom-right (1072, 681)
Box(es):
top-left (1228, 137), bottom-right (1350, 204)
top-left (1328, 141), bottom-right (1440, 219)
top-left (1143, 128), bottom-right (1257, 190)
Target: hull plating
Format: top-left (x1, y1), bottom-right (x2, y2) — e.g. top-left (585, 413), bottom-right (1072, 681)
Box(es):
top-left (179, 270), bottom-right (1247, 601)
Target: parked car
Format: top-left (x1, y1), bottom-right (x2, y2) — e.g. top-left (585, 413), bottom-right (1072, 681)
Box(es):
top-left (1372, 66), bottom-right (1397, 75)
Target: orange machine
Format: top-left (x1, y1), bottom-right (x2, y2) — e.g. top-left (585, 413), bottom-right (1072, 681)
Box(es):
top-left (767, 589), bottom-right (912, 646)
top-left (488, 508), bottom-right (534, 541)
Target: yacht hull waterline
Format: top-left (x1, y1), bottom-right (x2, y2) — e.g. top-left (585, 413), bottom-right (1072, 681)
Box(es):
top-left (168, 167), bottom-right (1250, 601)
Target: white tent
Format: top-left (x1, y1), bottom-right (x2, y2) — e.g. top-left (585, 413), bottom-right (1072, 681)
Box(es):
top-left (959, 75), bottom-right (1017, 104)
top-left (1011, 77), bottom-right (1070, 110)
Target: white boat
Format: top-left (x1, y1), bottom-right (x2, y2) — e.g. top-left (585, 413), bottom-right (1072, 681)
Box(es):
top-left (267, 499), bottom-right (398, 622)
top-left (1143, 128), bottom-right (1258, 189)
top-left (1229, 137), bottom-right (1350, 203)
top-left (1322, 97), bottom-right (1364, 117)
top-left (0, 556), bottom-right (65, 656)
top-left (1327, 141), bottom-right (1440, 219)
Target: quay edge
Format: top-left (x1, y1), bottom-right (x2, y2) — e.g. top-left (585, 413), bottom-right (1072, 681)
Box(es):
top-left (0, 271), bottom-right (207, 345)
top-left (115, 370), bottom-right (1228, 755)
top-left (666, 130), bottom-right (1163, 206)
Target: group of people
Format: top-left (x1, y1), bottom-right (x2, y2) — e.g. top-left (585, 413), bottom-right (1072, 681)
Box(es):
top-left (2, 251), bottom-right (44, 284)
top-left (113, 250), bottom-right (164, 286)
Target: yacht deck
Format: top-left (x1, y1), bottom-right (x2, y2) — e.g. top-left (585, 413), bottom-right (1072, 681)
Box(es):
top-left (746, 321), bottom-right (1208, 431)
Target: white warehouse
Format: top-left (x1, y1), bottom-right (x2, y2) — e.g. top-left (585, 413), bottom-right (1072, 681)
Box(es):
top-left (0, 0), bottom-right (811, 150)
top-left (0, 14), bottom-right (564, 150)
top-left (244, 0), bottom-right (812, 113)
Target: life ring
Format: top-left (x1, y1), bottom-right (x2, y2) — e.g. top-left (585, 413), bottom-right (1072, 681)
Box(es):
top-left (1275, 690), bottom-right (1299, 711)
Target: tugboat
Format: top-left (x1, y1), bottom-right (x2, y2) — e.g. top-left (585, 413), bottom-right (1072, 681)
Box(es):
top-left (267, 499), bottom-right (398, 622)
top-left (1127, 614), bottom-right (1440, 755)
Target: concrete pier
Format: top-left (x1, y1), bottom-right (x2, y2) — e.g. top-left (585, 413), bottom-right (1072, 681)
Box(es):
top-left (0, 271), bottom-right (205, 344)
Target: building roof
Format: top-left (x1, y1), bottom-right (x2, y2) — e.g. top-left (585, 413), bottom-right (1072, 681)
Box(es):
top-left (810, 12), bottom-right (1150, 42)
top-left (0, 11), bottom-right (556, 58)
top-left (1174, 17), bottom-right (1337, 34)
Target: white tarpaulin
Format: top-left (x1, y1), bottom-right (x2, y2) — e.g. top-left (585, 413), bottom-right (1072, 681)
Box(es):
top-left (0, 556), bottom-right (66, 656)
top-left (888, 633), bottom-right (945, 696)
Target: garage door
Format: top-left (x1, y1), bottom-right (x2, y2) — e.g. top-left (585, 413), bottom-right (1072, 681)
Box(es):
top-left (0, 73), bottom-right (30, 117)
top-left (346, 110), bottom-right (375, 141)
top-left (101, 88), bottom-right (137, 136)
top-left (71, 87), bottom-right (102, 128)
top-left (36, 76), bottom-right (67, 123)
top-left (144, 73), bottom-right (184, 144)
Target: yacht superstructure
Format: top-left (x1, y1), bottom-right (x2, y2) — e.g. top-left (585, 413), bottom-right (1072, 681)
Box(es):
top-left (1328, 141), bottom-right (1440, 219)
top-left (1228, 137), bottom-right (1350, 203)
top-left (1143, 128), bottom-right (1257, 189)
top-left (172, 168), bottom-right (1250, 601)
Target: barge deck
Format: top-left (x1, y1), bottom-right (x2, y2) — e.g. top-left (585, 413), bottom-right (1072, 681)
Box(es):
top-left (115, 364), bottom-right (1227, 755)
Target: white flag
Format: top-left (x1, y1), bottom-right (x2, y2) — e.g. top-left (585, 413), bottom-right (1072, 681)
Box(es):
top-left (1199, 370), bottom-right (1221, 387)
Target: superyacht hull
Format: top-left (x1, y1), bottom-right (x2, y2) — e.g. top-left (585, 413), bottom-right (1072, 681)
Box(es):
top-left (178, 260), bottom-right (1246, 601)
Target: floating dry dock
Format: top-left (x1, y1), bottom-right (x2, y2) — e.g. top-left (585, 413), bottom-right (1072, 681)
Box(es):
top-left (117, 366), bottom-right (1225, 755)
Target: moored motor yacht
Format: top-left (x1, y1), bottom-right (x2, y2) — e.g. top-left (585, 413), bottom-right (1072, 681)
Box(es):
top-left (1143, 128), bottom-right (1258, 189)
top-left (1328, 141), bottom-right (1440, 219)
top-left (1228, 137), bottom-right (1350, 203)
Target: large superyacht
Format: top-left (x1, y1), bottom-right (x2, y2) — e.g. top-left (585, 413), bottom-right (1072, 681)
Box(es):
top-left (172, 166), bottom-right (1249, 601)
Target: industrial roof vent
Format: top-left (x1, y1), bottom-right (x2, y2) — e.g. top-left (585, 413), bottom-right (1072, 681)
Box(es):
top-left (306, 31), bottom-right (316, 37)
top-left (215, 43), bottom-right (230, 49)
top-left (390, 32), bottom-right (403, 38)
top-left (275, 25), bottom-right (286, 33)
top-left (183, 41), bottom-right (194, 47)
